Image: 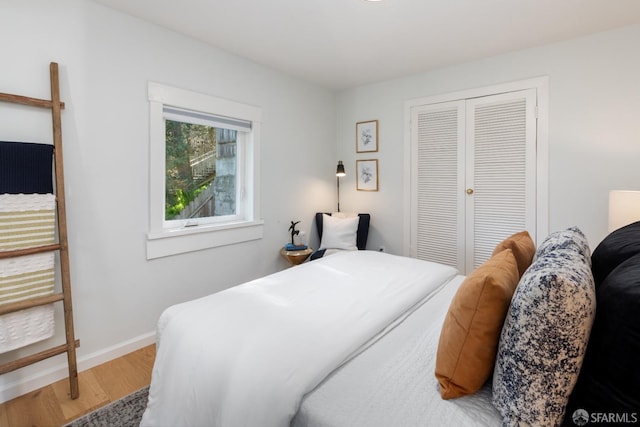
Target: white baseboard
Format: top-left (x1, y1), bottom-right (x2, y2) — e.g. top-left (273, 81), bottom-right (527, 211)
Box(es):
top-left (0, 331), bottom-right (156, 403)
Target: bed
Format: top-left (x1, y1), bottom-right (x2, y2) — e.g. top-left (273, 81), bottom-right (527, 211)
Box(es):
top-left (141, 224), bottom-right (640, 427)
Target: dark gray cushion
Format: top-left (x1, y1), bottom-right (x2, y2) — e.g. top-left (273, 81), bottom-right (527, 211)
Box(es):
top-left (566, 229), bottom-right (640, 418)
top-left (590, 220), bottom-right (640, 286)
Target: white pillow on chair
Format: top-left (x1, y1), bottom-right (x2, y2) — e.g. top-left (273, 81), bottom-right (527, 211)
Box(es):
top-left (319, 213), bottom-right (359, 251)
top-left (331, 212), bottom-right (358, 219)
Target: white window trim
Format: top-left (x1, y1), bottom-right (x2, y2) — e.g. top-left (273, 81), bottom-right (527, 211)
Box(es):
top-left (402, 76), bottom-right (549, 256)
top-left (147, 82), bottom-right (263, 259)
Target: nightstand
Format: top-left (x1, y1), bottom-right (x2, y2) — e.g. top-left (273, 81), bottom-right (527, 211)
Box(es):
top-left (280, 247), bottom-right (313, 265)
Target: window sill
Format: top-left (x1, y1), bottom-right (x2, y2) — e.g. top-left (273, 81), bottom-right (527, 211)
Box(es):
top-left (146, 220), bottom-right (264, 259)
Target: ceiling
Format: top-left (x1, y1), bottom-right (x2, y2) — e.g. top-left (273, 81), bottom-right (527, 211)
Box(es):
top-left (92, 0), bottom-right (640, 90)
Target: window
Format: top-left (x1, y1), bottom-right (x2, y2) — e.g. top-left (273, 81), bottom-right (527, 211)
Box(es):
top-left (147, 82), bottom-right (263, 259)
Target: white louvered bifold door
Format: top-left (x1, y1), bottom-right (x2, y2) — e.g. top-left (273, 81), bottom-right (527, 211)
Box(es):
top-left (411, 101), bottom-right (466, 271)
top-left (465, 89), bottom-right (537, 272)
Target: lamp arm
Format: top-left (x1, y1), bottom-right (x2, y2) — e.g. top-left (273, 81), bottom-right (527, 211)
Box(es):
top-left (337, 176), bottom-right (341, 212)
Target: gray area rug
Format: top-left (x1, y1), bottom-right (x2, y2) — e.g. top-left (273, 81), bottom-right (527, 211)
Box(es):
top-left (65, 386), bottom-right (149, 427)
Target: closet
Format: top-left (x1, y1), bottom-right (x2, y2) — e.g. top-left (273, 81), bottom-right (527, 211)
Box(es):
top-left (409, 87), bottom-right (539, 274)
top-left (0, 62), bottom-right (79, 399)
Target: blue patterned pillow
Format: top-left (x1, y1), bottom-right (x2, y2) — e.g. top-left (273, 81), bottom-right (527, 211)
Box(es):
top-left (533, 226), bottom-right (591, 264)
top-left (492, 227), bottom-right (596, 426)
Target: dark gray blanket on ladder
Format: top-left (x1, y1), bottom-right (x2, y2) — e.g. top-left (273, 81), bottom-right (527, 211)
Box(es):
top-left (0, 141), bottom-right (54, 194)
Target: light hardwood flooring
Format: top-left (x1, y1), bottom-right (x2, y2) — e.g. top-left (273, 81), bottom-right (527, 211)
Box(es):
top-left (0, 344), bottom-right (155, 427)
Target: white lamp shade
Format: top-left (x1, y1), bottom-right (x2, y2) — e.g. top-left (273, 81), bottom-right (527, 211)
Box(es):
top-left (608, 190), bottom-right (640, 232)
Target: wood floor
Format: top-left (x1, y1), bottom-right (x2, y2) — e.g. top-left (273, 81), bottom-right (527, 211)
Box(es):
top-left (0, 344), bottom-right (155, 427)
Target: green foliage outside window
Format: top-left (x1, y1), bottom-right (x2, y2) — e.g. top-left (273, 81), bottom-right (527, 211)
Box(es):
top-left (165, 119), bottom-right (217, 220)
top-left (165, 185), bottom-right (210, 219)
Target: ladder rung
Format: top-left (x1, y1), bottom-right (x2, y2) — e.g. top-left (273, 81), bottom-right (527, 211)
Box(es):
top-left (0, 244), bottom-right (62, 259)
top-left (0, 339), bottom-right (79, 375)
top-left (0, 293), bottom-right (65, 316)
top-left (0, 92), bottom-right (65, 109)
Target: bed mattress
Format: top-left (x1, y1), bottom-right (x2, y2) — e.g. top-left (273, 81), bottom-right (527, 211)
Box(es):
top-left (293, 274), bottom-right (502, 427)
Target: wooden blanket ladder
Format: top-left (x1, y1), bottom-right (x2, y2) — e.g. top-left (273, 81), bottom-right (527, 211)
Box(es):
top-left (0, 62), bottom-right (80, 399)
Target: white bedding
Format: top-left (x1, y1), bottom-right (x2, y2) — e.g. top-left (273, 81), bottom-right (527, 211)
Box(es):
top-left (141, 251), bottom-right (457, 427)
top-left (293, 275), bottom-right (502, 427)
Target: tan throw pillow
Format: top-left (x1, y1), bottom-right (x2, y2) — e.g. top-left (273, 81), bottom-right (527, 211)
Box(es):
top-left (492, 231), bottom-right (535, 278)
top-left (435, 249), bottom-right (520, 399)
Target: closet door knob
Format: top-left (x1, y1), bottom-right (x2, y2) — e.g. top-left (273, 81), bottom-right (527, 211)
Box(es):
top-left (466, 188), bottom-right (474, 195)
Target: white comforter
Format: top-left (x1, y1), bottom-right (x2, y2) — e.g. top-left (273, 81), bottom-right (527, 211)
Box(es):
top-left (141, 251), bottom-right (457, 427)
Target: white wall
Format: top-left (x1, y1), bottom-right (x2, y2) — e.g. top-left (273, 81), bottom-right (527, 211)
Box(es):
top-left (335, 24), bottom-right (640, 255)
top-left (0, 0), bottom-right (336, 400)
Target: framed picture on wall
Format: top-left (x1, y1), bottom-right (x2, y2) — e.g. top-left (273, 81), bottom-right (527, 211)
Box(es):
top-left (356, 159), bottom-right (378, 191)
top-left (356, 120), bottom-right (378, 153)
